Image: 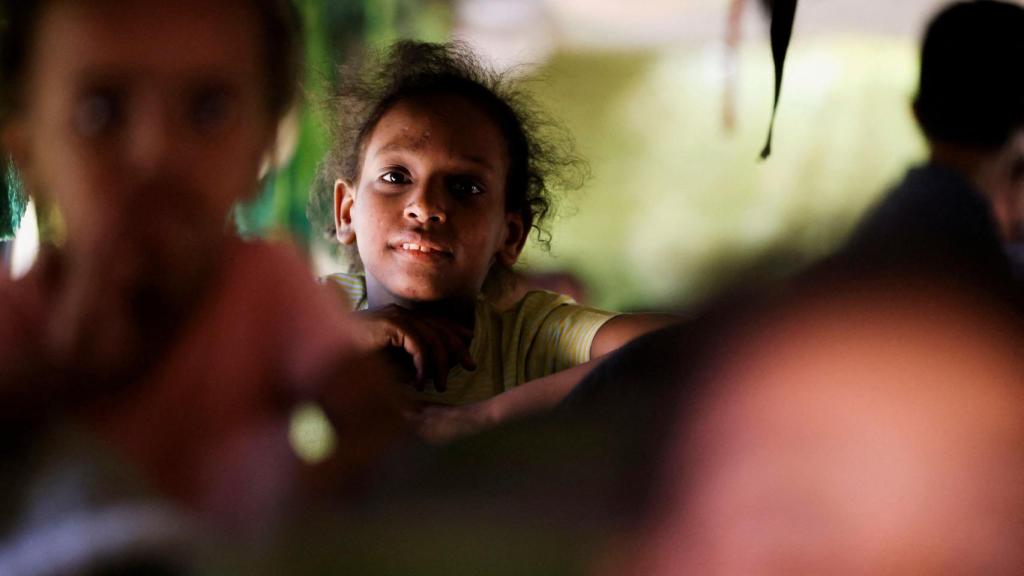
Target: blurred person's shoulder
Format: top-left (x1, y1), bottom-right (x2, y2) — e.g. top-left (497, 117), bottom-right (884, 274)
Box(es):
top-left (853, 163), bottom-right (988, 242)
top-left (843, 162), bottom-right (1012, 285)
top-left (218, 235), bottom-right (353, 324)
top-left (220, 238), bottom-right (351, 317)
top-left (223, 238), bottom-right (324, 290)
top-left (165, 237), bottom-right (357, 385)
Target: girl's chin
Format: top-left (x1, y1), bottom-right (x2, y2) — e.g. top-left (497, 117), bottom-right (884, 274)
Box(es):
top-left (370, 274), bottom-right (479, 305)
top-left (388, 285), bottom-right (475, 306)
top-left (381, 281), bottom-right (442, 301)
top-left (393, 291), bottom-right (453, 304)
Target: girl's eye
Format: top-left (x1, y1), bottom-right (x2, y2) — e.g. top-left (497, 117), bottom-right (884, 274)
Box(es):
top-left (74, 89), bottom-right (123, 138)
top-left (380, 170), bottom-right (411, 185)
top-left (450, 177), bottom-right (484, 196)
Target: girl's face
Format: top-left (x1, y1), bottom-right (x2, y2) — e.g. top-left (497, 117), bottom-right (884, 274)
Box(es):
top-left (3, 0), bottom-right (275, 258)
top-left (336, 93), bottom-right (526, 306)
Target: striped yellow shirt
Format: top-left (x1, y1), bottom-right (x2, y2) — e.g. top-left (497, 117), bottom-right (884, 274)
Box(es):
top-left (325, 272), bottom-right (617, 405)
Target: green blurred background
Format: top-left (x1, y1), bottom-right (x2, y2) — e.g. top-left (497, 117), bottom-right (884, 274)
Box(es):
top-left (524, 40), bottom-right (923, 309)
top-left (2, 0), bottom-right (932, 311)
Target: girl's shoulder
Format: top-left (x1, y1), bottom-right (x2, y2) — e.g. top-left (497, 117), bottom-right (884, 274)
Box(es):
top-left (502, 289), bottom-right (577, 315)
top-left (322, 272), bottom-right (368, 311)
top-left (493, 289), bottom-right (618, 378)
top-left (497, 289), bottom-right (616, 330)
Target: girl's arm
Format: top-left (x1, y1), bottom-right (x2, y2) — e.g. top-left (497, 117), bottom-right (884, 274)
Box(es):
top-left (589, 313), bottom-right (681, 358)
top-left (411, 359), bottom-right (599, 444)
top-left (411, 313), bottom-right (679, 444)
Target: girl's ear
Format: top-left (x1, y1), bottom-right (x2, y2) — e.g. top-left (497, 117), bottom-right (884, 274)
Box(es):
top-left (497, 212), bottom-right (528, 267)
top-left (334, 179), bottom-right (357, 245)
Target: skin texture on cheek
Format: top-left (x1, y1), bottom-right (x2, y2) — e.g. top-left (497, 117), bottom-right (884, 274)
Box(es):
top-left (355, 189), bottom-right (510, 308)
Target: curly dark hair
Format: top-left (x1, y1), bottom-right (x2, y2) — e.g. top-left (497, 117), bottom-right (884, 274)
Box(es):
top-left (310, 40), bottom-right (587, 256)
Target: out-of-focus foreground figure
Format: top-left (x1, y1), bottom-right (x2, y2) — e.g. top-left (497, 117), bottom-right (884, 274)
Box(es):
top-left (0, 1), bottom-right (399, 572)
top-left (622, 274), bottom-right (1024, 575)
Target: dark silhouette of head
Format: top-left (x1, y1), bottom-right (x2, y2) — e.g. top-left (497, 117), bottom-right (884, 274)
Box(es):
top-left (914, 1), bottom-right (1024, 150)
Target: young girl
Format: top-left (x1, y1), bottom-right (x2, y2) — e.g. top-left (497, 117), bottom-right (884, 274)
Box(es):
top-left (0, 0), bottom-right (398, 527)
top-left (313, 41), bottom-right (675, 442)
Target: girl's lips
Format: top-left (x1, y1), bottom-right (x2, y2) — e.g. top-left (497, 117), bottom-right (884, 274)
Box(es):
top-left (390, 241), bottom-right (454, 263)
top-left (390, 238), bottom-right (453, 256)
top-left (399, 242), bottom-right (448, 255)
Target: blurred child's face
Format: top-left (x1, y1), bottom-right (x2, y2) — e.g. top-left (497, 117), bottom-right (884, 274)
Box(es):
top-left (336, 93), bottom-right (526, 305)
top-left (4, 0), bottom-right (275, 259)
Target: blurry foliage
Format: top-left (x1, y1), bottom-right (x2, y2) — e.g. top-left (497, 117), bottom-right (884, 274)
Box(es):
top-left (521, 39), bottom-right (925, 310)
top-left (0, 4), bottom-right (23, 241)
top-left (1, 158), bottom-right (25, 241)
top-left (235, 0), bottom-right (452, 245)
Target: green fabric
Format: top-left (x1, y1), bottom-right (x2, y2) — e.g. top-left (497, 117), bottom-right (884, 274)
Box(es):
top-left (324, 272), bottom-right (616, 405)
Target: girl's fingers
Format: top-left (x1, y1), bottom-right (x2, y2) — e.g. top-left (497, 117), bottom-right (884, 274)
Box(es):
top-left (403, 315), bottom-right (453, 392)
top-left (360, 306), bottom-right (475, 392)
top-left (401, 339), bottom-right (427, 391)
top-left (423, 318), bottom-right (476, 372)
top-left (375, 314), bottom-right (427, 388)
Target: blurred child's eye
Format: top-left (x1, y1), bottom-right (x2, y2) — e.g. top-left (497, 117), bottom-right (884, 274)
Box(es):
top-left (189, 87), bottom-right (235, 133)
top-left (449, 177), bottom-right (485, 196)
top-left (380, 170), bottom-right (411, 185)
top-left (73, 89), bottom-right (123, 138)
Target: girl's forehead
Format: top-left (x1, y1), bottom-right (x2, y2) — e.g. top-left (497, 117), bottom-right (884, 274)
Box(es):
top-left (33, 0), bottom-right (263, 83)
top-left (368, 94), bottom-right (509, 160)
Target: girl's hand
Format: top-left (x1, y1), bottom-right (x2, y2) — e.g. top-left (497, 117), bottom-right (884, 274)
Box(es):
top-left (406, 401), bottom-right (496, 445)
top-left (349, 305), bottom-right (476, 393)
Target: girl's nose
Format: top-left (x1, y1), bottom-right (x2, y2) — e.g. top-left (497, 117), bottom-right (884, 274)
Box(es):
top-left (405, 184), bottom-right (447, 224)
